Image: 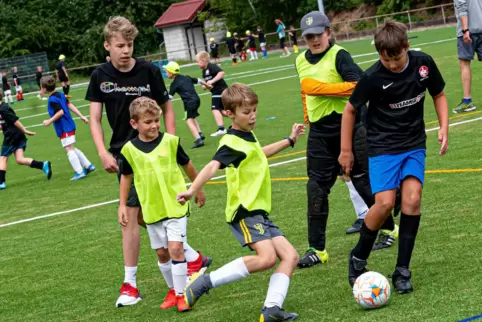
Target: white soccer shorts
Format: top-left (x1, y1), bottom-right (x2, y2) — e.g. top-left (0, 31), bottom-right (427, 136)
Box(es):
top-left (15, 85), bottom-right (22, 93)
top-left (146, 216), bottom-right (187, 250)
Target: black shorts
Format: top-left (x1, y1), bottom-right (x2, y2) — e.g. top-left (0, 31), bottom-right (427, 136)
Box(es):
top-left (185, 102), bottom-right (200, 119)
top-left (228, 46), bottom-right (236, 56)
top-left (116, 157), bottom-right (140, 207)
top-left (280, 37), bottom-right (286, 49)
top-left (211, 95), bottom-right (224, 111)
top-left (1, 141), bottom-right (27, 157)
top-left (58, 74), bottom-right (69, 82)
top-left (210, 51), bottom-right (219, 58)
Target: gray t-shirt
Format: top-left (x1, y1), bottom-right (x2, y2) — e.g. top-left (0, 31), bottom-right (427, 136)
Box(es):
top-left (455, 0), bottom-right (482, 37)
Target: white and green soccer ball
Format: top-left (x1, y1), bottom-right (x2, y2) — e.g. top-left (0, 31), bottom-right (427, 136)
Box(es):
top-left (353, 271), bottom-right (391, 309)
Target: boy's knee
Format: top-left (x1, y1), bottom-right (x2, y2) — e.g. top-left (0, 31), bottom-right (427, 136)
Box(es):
top-left (259, 253), bottom-right (278, 270)
top-left (168, 243), bottom-right (184, 260)
top-left (403, 191), bottom-right (422, 213)
top-left (377, 197), bottom-right (395, 215)
top-left (156, 248), bottom-right (170, 262)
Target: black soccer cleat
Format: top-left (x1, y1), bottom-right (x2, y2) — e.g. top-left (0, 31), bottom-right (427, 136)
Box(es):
top-left (191, 138), bottom-right (205, 149)
top-left (297, 248), bottom-right (328, 269)
top-left (348, 250), bottom-right (367, 287)
top-left (346, 218), bottom-right (364, 234)
top-left (260, 306), bottom-right (299, 322)
top-left (392, 267), bottom-right (413, 294)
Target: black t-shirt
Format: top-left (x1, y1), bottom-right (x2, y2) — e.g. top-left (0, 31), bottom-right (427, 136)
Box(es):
top-left (56, 61), bottom-right (66, 77)
top-left (119, 133), bottom-right (190, 175)
top-left (349, 51), bottom-right (445, 156)
top-left (210, 43), bottom-right (219, 53)
top-left (301, 45), bottom-right (364, 134)
top-left (212, 128), bottom-right (256, 169)
top-left (12, 73), bottom-right (20, 86)
top-left (85, 59), bottom-right (170, 156)
top-left (202, 63), bottom-right (228, 95)
top-left (2, 76), bottom-right (10, 91)
top-left (169, 75), bottom-right (200, 108)
top-left (248, 35), bottom-right (256, 48)
top-left (226, 38), bottom-right (235, 51)
top-left (36, 71), bottom-right (42, 83)
top-left (258, 31), bottom-right (266, 43)
top-left (0, 102), bottom-right (26, 146)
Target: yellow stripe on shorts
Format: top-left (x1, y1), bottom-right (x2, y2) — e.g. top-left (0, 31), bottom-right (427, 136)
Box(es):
top-left (240, 219), bottom-right (253, 244)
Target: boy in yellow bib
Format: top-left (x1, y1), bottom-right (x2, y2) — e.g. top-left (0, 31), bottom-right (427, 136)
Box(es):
top-left (118, 97), bottom-right (206, 313)
top-left (177, 83), bottom-right (305, 322)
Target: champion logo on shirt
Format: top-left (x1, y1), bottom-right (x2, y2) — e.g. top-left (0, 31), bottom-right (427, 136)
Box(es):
top-left (100, 82), bottom-right (151, 96)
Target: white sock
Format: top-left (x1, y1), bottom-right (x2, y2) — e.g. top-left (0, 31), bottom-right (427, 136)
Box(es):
top-left (183, 242), bottom-right (200, 262)
top-left (67, 150), bottom-right (83, 174)
top-left (346, 181), bottom-right (369, 219)
top-left (249, 50), bottom-right (254, 59)
top-left (254, 51), bottom-right (258, 59)
top-left (172, 261), bottom-right (188, 295)
top-left (158, 260), bottom-right (174, 289)
top-left (124, 266), bottom-right (137, 288)
top-left (264, 273), bottom-right (290, 308)
top-left (209, 257), bottom-right (249, 288)
top-left (74, 148), bottom-right (91, 169)
top-left (7, 94), bottom-right (13, 104)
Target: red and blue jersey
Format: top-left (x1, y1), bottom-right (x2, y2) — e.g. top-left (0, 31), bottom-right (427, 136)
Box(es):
top-left (47, 92), bottom-right (76, 137)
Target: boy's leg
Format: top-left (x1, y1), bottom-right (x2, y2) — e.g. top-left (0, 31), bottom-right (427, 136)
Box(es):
top-left (0, 155), bottom-right (7, 188)
top-left (65, 144), bottom-right (83, 174)
top-left (210, 98), bottom-right (226, 136)
top-left (13, 147), bottom-right (52, 179)
top-left (186, 117), bottom-right (204, 148)
top-left (156, 247), bottom-right (177, 309)
top-left (74, 148), bottom-right (93, 169)
top-left (344, 178), bottom-right (368, 234)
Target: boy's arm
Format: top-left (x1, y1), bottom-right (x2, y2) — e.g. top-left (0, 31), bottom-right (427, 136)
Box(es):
top-left (177, 160), bottom-right (221, 205)
top-left (68, 102), bottom-right (89, 124)
top-left (43, 109), bottom-right (64, 126)
top-left (433, 91), bottom-right (449, 156)
top-left (160, 100), bottom-right (176, 135)
top-left (182, 161), bottom-right (206, 207)
top-left (14, 120), bottom-right (35, 136)
top-left (301, 78), bottom-right (358, 97)
top-left (339, 103), bottom-right (357, 175)
top-left (62, 66), bottom-right (69, 77)
top-left (89, 101), bottom-right (118, 173)
top-left (118, 174), bottom-right (133, 227)
top-left (262, 123), bottom-right (306, 158)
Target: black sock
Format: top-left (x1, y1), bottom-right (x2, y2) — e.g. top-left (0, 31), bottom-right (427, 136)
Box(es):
top-left (30, 160), bottom-right (44, 170)
top-left (66, 85), bottom-right (70, 95)
top-left (353, 222), bottom-right (379, 260)
top-left (63, 86), bottom-right (67, 94)
top-left (218, 126), bottom-right (225, 131)
top-left (396, 213), bottom-right (421, 269)
top-left (199, 131), bottom-right (204, 137)
top-left (380, 214), bottom-right (395, 231)
top-left (0, 170), bottom-right (6, 184)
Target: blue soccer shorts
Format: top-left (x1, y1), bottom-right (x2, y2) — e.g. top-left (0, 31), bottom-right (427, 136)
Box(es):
top-left (368, 149), bottom-right (426, 195)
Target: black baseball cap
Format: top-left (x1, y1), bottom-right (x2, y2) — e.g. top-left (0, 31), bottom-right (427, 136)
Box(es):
top-left (301, 11), bottom-right (331, 36)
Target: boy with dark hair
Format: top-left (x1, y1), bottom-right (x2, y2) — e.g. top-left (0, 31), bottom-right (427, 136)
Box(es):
top-left (339, 20), bottom-right (449, 293)
top-left (163, 61), bottom-right (212, 148)
top-left (0, 91), bottom-right (52, 190)
top-left (86, 16), bottom-right (211, 308)
top-left (41, 76), bottom-right (95, 181)
top-left (255, 26), bottom-right (267, 58)
top-left (36, 66), bottom-right (47, 100)
top-left (177, 83), bottom-right (304, 321)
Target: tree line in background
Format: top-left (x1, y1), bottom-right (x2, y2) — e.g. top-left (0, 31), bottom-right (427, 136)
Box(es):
top-left (0, 0), bottom-right (452, 70)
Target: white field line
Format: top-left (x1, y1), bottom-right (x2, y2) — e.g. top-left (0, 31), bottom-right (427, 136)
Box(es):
top-left (14, 99), bottom-right (84, 112)
top-left (1, 117), bottom-right (481, 228)
top-left (21, 36), bottom-right (458, 98)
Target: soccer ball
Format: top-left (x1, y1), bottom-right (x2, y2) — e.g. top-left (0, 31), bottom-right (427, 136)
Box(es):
top-left (353, 271), bottom-right (391, 309)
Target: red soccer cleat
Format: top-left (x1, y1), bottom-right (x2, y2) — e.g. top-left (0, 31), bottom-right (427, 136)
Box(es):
top-left (160, 288), bottom-right (177, 309)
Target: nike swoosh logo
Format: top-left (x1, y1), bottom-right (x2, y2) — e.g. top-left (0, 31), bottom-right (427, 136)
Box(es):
top-left (383, 83), bottom-right (393, 90)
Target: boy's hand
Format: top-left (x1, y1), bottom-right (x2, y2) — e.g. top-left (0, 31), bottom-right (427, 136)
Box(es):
top-left (207, 80), bottom-right (215, 86)
top-left (118, 205), bottom-right (128, 227)
top-left (25, 130), bottom-right (36, 136)
top-left (177, 189), bottom-right (193, 205)
top-left (289, 123), bottom-right (306, 143)
top-left (100, 151), bottom-right (119, 173)
top-left (438, 128), bottom-right (448, 156)
top-left (338, 151), bottom-right (354, 176)
top-left (202, 84), bottom-right (208, 90)
top-left (194, 190), bottom-right (206, 208)
top-left (42, 120), bottom-right (50, 127)
top-left (81, 116), bottom-right (89, 124)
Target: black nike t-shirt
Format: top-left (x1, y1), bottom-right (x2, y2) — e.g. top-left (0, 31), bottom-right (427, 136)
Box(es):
top-left (169, 74), bottom-right (201, 108)
top-left (85, 59), bottom-right (170, 156)
top-left (202, 63), bottom-right (228, 95)
top-left (349, 50), bottom-right (445, 157)
top-left (0, 102), bottom-right (26, 146)
top-left (118, 132), bottom-right (190, 175)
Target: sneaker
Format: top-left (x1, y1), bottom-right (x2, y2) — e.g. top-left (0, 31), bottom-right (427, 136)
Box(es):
top-left (210, 129), bottom-right (227, 137)
top-left (84, 164), bottom-right (96, 175)
top-left (176, 295), bottom-right (191, 312)
top-left (391, 267), bottom-right (413, 294)
top-left (70, 172), bottom-right (87, 181)
top-left (372, 225), bottom-right (399, 250)
top-left (115, 283), bottom-right (142, 308)
top-left (199, 133), bottom-right (206, 140)
top-left (259, 306), bottom-right (299, 321)
top-left (66, 94), bottom-right (73, 99)
top-left (297, 248), bottom-right (328, 268)
top-left (346, 218), bottom-right (364, 234)
top-left (42, 161), bottom-right (52, 180)
top-left (187, 252), bottom-right (213, 277)
top-left (184, 273), bottom-right (212, 308)
top-left (191, 139), bottom-right (204, 149)
top-left (453, 100), bottom-right (476, 113)
top-left (348, 250), bottom-right (367, 287)
top-left (160, 289), bottom-right (177, 309)
top-left (0, 182), bottom-right (6, 190)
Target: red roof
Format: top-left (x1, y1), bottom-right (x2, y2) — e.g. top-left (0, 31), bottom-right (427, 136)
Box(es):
top-left (154, 0), bottom-right (206, 28)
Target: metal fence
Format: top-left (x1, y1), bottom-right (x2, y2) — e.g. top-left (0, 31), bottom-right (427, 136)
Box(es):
top-left (0, 52), bottom-right (50, 93)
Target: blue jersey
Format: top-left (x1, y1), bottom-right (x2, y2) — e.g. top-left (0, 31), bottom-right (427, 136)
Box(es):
top-left (47, 92), bottom-right (76, 137)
